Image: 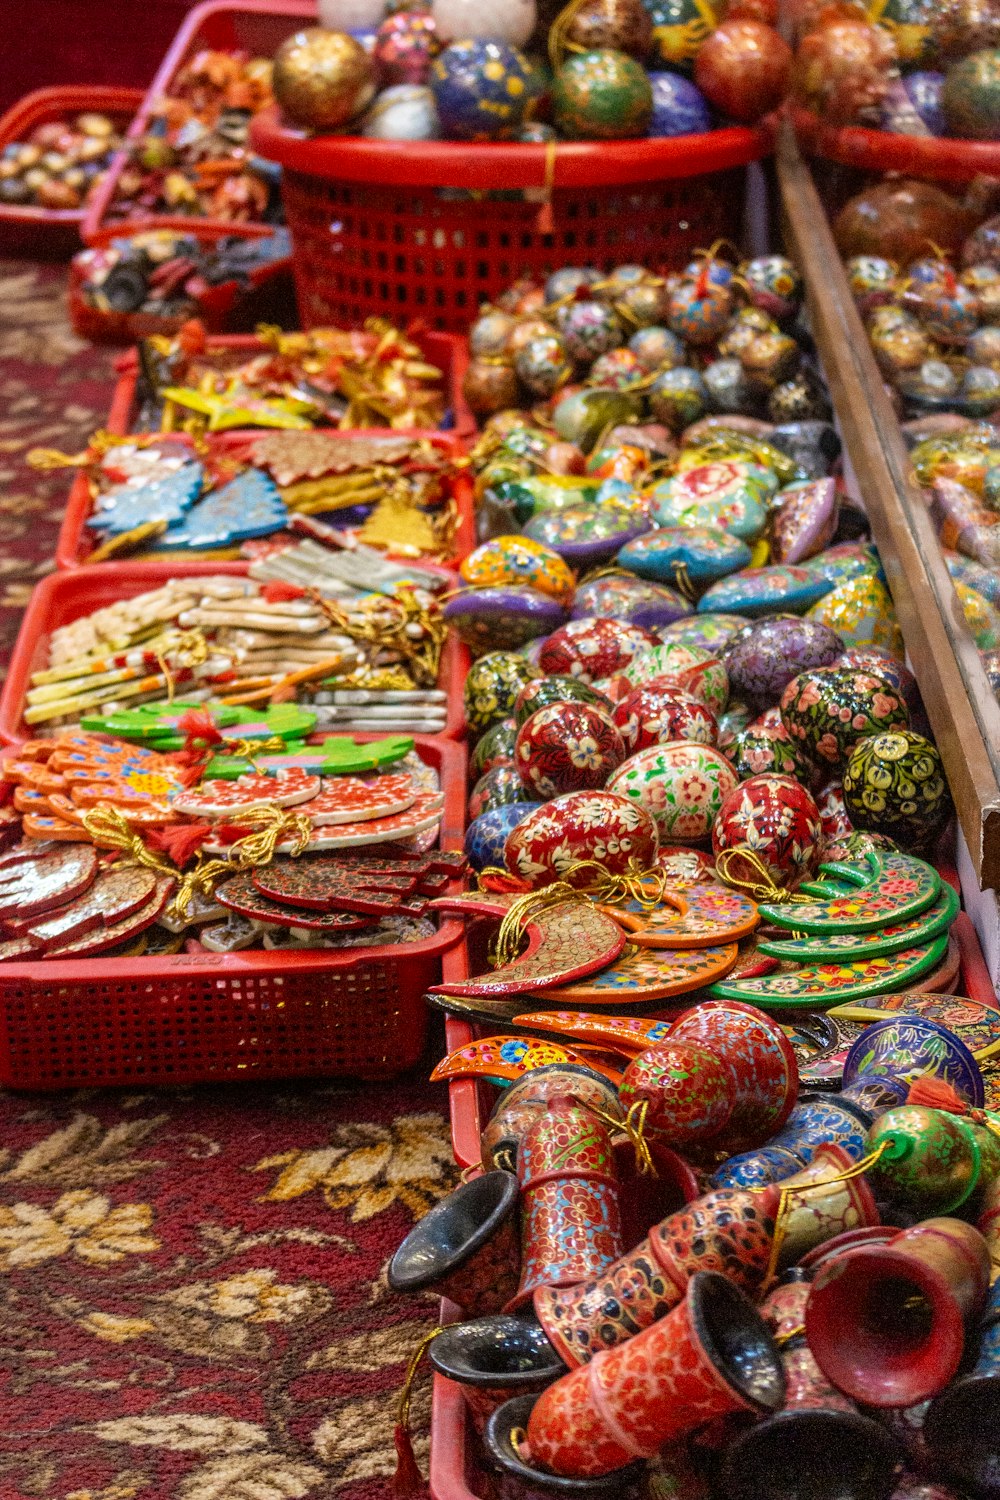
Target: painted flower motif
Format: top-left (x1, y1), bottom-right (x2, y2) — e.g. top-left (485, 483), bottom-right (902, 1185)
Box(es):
top-left (0, 1190), bottom-right (158, 1270)
top-left (794, 680), bottom-right (822, 711)
top-left (566, 735), bottom-right (602, 771)
top-left (872, 692), bottom-right (899, 719)
top-left (815, 732), bottom-right (840, 762)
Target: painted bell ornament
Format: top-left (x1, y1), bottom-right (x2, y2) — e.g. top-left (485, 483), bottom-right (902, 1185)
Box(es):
top-left (388, 1171), bottom-right (520, 1314)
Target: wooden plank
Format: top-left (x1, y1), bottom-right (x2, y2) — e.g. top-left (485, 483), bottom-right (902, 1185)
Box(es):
top-left (777, 124), bottom-right (1000, 889)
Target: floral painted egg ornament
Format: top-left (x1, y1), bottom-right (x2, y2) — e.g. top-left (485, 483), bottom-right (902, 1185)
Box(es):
top-left (607, 740), bottom-right (739, 842)
top-left (515, 702), bottom-right (627, 798)
top-left (613, 685), bottom-right (719, 753)
top-left (842, 729), bottom-right (951, 849)
top-left (463, 651), bottom-right (538, 734)
top-left (538, 617), bottom-right (657, 682)
top-left (779, 667), bottom-right (911, 769)
top-left (504, 789), bottom-right (660, 888)
top-left (712, 773), bottom-right (823, 887)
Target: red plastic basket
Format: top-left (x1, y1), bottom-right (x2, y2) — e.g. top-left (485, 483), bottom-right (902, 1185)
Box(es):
top-left (249, 109), bottom-right (773, 333)
top-left (0, 558), bottom-right (469, 743)
top-left (0, 86), bottom-right (144, 258)
top-left (55, 421), bottom-right (476, 568)
top-left (83, 0), bottom-right (317, 247)
top-left (791, 104), bottom-right (1000, 184)
top-left (97, 328), bottom-right (475, 439)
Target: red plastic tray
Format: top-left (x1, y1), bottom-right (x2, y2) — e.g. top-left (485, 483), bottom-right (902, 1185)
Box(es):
top-left (250, 109), bottom-right (774, 333)
top-left (96, 328), bottom-right (475, 439)
top-left (0, 85), bottom-right (144, 258)
top-left (430, 866), bottom-right (1000, 1500)
top-left (55, 421), bottom-right (476, 569)
top-left (82, 0), bottom-right (317, 247)
top-left (791, 104), bottom-right (1000, 184)
top-left (0, 558), bottom-right (469, 743)
top-left (67, 243), bottom-right (295, 345)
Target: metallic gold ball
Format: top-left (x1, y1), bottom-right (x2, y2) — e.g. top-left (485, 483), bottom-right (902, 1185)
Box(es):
top-left (273, 28), bottom-right (377, 130)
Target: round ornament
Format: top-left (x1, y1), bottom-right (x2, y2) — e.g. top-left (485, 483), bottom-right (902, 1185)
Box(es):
top-left (703, 358), bottom-right (753, 414)
top-left (360, 82), bottom-right (441, 136)
top-left (515, 702), bottom-right (627, 797)
top-left (842, 730), bottom-right (951, 849)
top-left (649, 460), bottom-right (773, 540)
top-left (469, 308), bottom-right (517, 357)
top-left (443, 586), bottom-right (568, 652)
top-left (779, 667), bottom-right (911, 769)
top-left (552, 49), bottom-right (654, 139)
top-left (544, 266), bottom-right (602, 301)
top-left (514, 674), bottom-right (614, 726)
top-left (647, 70), bottom-right (712, 133)
top-left (504, 789), bottom-right (661, 887)
top-left (471, 716), bottom-right (519, 778)
top-left (646, 0), bottom-right (718, 70)
top-left (711, 773), bottom-right (823, 887)
top-left (464, 651), bottom-right (539, 734)
top-left (465, 800), bottom-right (545, 870)
top-left (431, 39), bottom-right (534, 139)
top-left (538, 616), bottom-right (657, 681)
top-left (806, 574), bottom-right (902, 656)
top-left (374, 11), bottom-right (441, 83)
top-left (624, 639), bottom-right (729, 710)
top-left (273, 28), bottom-right (377, 129)
top-left (629, 325), bottom-right (685, 371)
top-left (613, 685), bottom-right (719, 752)
top-left (586, 348), bottom-right (644, 389)
top-left (836, 647), bottom-right (918, 710)
top-left (462, 358), bottom-right (520, 416)
top-left (514, 333), bottom-right (573, 397)
top-left (647, 366), bottom-right (708, 430)
top-left (902, 69), bottom-right (946, 133)
top-left (741, 254), bottom-right (802, 322)
top-left (725, 617), bottom-right (844, 709)
top-left (659, 612), bottom-right (749, 654)
top-left (667, 278), bottom-right (734, 345)
top-left (460, 534), bottom-right (576, 603)
top-left (942, 49), bottom-right (1000, 139)
top-left (555, 299), bottom-right (625, 365)
top-left (606, 740), bottom-right (739, 841)
top-left (728, 708), bottom-right (808, 780)
top-left (468, 763), bottom-right (529, 819)
top-left (563, 0), bottom-right (654, 57)
top-left (693, 18), bottom-right (790, 121)
top-left (431, 0), bottom-right (537, 44)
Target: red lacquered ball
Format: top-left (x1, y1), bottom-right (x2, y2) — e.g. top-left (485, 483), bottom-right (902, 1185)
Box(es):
top-left (515, 701), bottom-right (626, 798)
top-left (695, 19), bottom-right (792, 122)
top-left (613, 686), bottom-right (719, 754)
top-left (711, 772), bottom-right (822, 887)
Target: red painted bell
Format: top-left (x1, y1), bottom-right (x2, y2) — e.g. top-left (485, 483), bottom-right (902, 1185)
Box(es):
top-left (667, 998), bottom-right (799, 1153)
top-left (524, 1272), bottom-right (785, 1477)
top-left (618, 1041), bottom-right (736, 1149)
top-left (806, 1217), bottom-right (991, 1407)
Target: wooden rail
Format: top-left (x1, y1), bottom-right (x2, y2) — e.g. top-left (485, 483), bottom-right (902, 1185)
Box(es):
top-left (777, 125), bottom-right (1000, 888)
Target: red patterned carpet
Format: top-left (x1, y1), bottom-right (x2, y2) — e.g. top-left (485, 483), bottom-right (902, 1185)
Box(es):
top-left (0, 264), bottom-right (455, 1500)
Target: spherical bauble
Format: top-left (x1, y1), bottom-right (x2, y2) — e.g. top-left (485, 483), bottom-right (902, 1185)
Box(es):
top-left (463, 650), bottom-right (539, 733)
top-left (360, 82), bottom-right (441, 136)
top-left (648, 366), bottom-right (708, 430)
top-left (842, 729), bottom-right (951, 848)
top-left (779, 667), bottom-right (911, 769)
top-left (647, 70), bottom-right (712, 133)
top-left (556, 298), bottom-right (625, 364)
top-left (563, 0), bottom-right (654, 59)
top-left (552, 48), bottom-right (654, 138)
top-left (515, 702), bottom-right (627, 797)
top-left (694, 19), bottom-right (791, 122)
top-left (432, 0), bottom-right (537, 46)
top-left (373, 12), bottom-right (441, 85)
top-left (462, 357), bottom-right (521, 416)
top-left (711, 773), bottom-right (823, 886)
top-left (941, 49), bottom-right (1000, 139)
top-left (273, 28), bottom-right (377, 129)
top-left (613, 685), bottom-right (719, 752)
top-left (318, 0), bottom-right (386, 30)
top-left (431, 39), bottom-right (534, 139)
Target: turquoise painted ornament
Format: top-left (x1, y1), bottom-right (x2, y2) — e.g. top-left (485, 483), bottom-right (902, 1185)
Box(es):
top-left (618, 525), bottom-right (751, 587)
top-left (842, 729), bottom-right (951, 848)
top-left (552, 49), bottom-right (653, 139)
top-left (649, 460), bottom-right (773, 541)
top-left (606, 739), bottom-right (738, 841)
top-left (464, 651), bottom-right (538, 734)
top-left (430, 39), bottom-right (534, 140)
top-left (90, 461), bottom-right (203, 537)
top-left (697, 564), bottom-right (834, 617)
top-left (150, 469), bottom-right (287, 550)
top-left (807, 574), bottom-right (903, 656)
top-left (779, 666), bottom-right (910, 769)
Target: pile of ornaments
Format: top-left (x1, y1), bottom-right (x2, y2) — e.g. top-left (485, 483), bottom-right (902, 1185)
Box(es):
top-left (460, 253), bottom-right (827, 431)
top-left (0, 109), bottom-right (125, 211)
top-left (791, 0), bottom-right (1000, 140)
top-left (110, 49), bottom-right (280, 224)
top-left (267, 0), bottom-right (792, 144)
top-left (0, 727), bottom-right (457, 959)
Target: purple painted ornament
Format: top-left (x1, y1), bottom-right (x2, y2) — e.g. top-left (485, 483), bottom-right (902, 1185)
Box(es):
top-left (444, 587), bottom-right (568, 653)
top-left (726, 617), bottom-right (844, 710)
top-left (572, 574), bottom-right (691, 629)
top-left (771, 478), bottom-right (839, 564)
top-left (647, 71), bottom-right (711, 134)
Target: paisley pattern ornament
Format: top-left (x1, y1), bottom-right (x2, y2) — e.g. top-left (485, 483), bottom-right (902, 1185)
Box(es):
top-left (607, 740), bottom-right (738, 842)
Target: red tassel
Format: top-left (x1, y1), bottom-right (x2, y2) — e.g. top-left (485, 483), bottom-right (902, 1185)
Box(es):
top-left (260, 581), bottom-right (306, 603)
top-left (906, 1076), bottom-right (969, 1113)
top-left (535, 200), bottom-right (555, 236)
top-left (175, 758), bottom-right (210, 788)
top-left (147, 823), bottom-right (212, 868)
top-left (176, 709), bottom-right (223, 748)
top-left (392, 1421), bottom-right (426, 1499)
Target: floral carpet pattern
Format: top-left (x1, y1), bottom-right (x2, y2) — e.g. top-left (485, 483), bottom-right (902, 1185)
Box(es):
top-left (0, 264), bottom-right (457, 1500)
